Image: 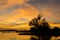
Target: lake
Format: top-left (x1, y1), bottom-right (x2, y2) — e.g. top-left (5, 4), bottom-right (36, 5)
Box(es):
top-left (0, 32), bottom-right (60, 40)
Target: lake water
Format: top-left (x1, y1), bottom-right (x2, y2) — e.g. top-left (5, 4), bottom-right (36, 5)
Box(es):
top-left (0, 32), bottom-right (60, 40)
top-left (0, 32), bottom-right (31, 40)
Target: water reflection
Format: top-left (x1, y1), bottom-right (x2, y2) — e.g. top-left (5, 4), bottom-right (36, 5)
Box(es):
top-left (0, 32), bottom-right (31, 40)
top-left (0, 32), bottom-right (60, 40)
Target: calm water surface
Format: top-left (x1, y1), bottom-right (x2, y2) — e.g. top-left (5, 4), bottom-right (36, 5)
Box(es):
top-left (0, 32), bottom-right (60, 40)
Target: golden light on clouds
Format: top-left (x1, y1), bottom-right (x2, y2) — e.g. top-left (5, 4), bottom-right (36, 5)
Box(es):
top-left (0, 0), bottom-right (60, 24)
top-left (3, 6), bottom-right (39, 23)
top-left (0, 0), bottom-right (29, 9)
top-left (0, 0), bottom-right (39, 23)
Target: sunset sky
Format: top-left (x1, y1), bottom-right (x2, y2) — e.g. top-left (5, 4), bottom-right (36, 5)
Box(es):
top-left (0, 0), bottom-right (60, 24)
top-left (0, 0), bottom-right (60, 40)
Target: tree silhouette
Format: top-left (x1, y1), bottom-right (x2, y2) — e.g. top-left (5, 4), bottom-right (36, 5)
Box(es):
top-left (29, 14), bottom-right (42, 26)
top-left (29, 14), bottom-right (51, 40)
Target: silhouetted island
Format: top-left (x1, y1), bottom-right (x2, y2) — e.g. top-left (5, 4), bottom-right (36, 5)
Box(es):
top-left (29, 14), bottom-right (60, 40)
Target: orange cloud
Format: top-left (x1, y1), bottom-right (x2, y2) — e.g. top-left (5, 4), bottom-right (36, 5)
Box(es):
top-left (0, 0), bottom-right (60, 24)
top-left (0, 0), bottom-right (29, 10)
top-left (0, 3), bottom-right (40, 23)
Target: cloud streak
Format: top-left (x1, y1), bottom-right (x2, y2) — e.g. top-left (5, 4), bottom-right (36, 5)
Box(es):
top-left (0, 0), bottom-right (60, 23)
top-left (26, 0), bottom-right (60, 23)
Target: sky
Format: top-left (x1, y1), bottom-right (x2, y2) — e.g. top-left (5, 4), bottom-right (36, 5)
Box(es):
top-left (0, 0), bottom-right (60, 24)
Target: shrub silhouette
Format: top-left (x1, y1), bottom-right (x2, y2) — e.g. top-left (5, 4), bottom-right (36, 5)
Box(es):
top-left (51, 27), bottom-right (60, 36)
